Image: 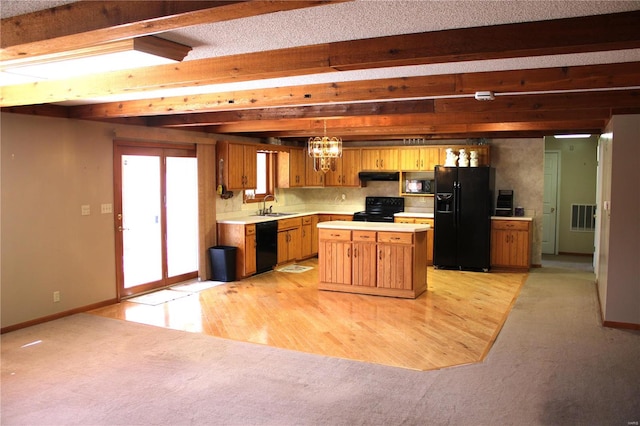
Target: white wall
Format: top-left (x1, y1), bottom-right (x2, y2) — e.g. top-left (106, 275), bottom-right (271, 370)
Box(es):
top-left (2, 113), bottom-right (117, 327)
top-left (597, 115), bottom-right (640, 326)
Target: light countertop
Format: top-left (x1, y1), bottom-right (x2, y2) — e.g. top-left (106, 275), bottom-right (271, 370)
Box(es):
top-left (394, 212), bottom-right (434, 219)
top-left (318, 220), bottom-right (429, 233)
top-left (217, 210), bottom-right (357, 225)
top-left (490, 216), bottom-right (533, 221)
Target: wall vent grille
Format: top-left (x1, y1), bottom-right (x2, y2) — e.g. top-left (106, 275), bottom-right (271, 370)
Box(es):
top-left (571, 204), bottom-right (596, 232)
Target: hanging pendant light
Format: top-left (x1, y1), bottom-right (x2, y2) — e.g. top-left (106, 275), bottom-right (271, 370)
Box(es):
top-left (307, 120), bottom-right (343, 173)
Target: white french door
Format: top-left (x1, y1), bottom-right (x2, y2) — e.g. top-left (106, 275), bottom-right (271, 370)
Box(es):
top-left (114, 143), bottom-right (198, 298)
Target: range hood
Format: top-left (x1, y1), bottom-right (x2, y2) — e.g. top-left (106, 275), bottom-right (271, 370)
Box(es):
top-left (358, 171), bottom-right (400, 182)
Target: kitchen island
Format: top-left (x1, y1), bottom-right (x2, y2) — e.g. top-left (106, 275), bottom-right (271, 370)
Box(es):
top-left (317, 221), bottom-right (429, 299)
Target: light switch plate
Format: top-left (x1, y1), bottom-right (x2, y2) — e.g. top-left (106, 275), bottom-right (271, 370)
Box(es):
top-left (81, 205), bottom-right (90, 216)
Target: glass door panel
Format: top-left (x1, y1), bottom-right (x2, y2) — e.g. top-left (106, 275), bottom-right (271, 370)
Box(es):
top-left (166, 156), bottom-right (199, 277)
top-left (121, 155), bottom-right (163, 288)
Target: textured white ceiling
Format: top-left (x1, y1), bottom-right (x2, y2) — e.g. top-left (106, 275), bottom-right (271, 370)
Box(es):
top-left (3, 0), bottom-right (640, 105)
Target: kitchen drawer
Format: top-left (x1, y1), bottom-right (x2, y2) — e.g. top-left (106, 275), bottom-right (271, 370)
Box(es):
top-left (245, 224), bottom-right (256, 236)
top-left (492, 220), bottom-right (530, 231)
top-left (377, 232), bottom-right (413, 244)
top-left (352, 230), bottom-right (376, 242)
top-left (302, 215), bottom-right (313, 225)
top-left (278, 217), bottom-right (302, 230)
top-left (319, 228), bottom-right (351, 241)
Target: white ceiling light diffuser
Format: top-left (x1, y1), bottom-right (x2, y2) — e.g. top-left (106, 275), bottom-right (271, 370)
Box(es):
top-left (0, 36), bottom-right (191, 86)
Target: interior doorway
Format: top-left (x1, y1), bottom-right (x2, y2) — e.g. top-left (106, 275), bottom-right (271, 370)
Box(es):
top-left (542, 151), bottom-right (560, 254)
top-left (114, 143), bottom-right (198, 298)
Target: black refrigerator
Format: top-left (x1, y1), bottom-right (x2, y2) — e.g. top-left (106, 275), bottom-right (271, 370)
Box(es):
top-left (434, 165), bottom-right (495, 271)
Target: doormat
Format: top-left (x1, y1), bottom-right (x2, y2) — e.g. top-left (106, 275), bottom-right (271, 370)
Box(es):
top-left (171, 281), bottom-right (225, 293)
top-left (127, 289), bottom-right (191, 306)
top-left (277, 265), bottom-right (313, 273)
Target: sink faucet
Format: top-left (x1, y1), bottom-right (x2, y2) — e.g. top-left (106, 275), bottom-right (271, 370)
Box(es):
top-left (262, 194), bottom-right (275, 215)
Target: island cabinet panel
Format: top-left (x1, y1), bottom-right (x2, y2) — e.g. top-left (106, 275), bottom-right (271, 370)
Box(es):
top-left (352, 231), bottom-right (377, 287)
top-left (318, 223), bottom-right (427, 299)
top-left (396, 217), bottom-right (434, 265)
top-left (318, 229), bottom-right (352, 285)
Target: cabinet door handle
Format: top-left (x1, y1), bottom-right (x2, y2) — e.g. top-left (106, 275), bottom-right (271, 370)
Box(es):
top-left (421, 159), bottom-right (424, 168)
top-left (347, 248), bottom-right (351, 258)
top-left (380, 159), bottom-right (384, 168)
top-left (379, 251), bottom-right (383, 260)
top-left (354, 248), bottom-right (358, 258)
top-left (416, 159), bottom-right (419, 168)
top-left (505, 235), bottom-right (509, 243)
top-left (376, 159), bottom-right (379, 168)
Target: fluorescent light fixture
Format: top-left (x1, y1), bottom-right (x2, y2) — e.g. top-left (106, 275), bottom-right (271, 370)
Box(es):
top-left (0, 36), bottom-right (191, 86)
top-left (553, 134), bottom-right (592, 139)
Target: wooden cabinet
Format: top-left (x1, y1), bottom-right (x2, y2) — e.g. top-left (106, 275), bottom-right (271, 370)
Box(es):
top-left (377, 232), bottom-right (414, 291)
top-left (311, 215), bottom-right (319, 255)
top-left (304, 149), bottom-right (325, 187)
top-left (216, 223), bottom-right (256, 279)
top-left (318, 228), bottom-right (352, 285)
top-left (325, 148), bottom-right (361, 187)
top-left (361, 148), bottom-right (398, 171)
top-left (395, 217), bottom-right (434, 265)
top-left (300, 215), bottom-right (314, 259)
top-left (318, 224), bottom-right (427, 298)
top-left (277, 147), bottom-right (305, 188)
top-left (352, 231), bottom-right (377, 287)
top-left (277, 217), bottom-right (302, 264)
top-left (399, 147), bottom-right (439, 171)
top-left (491, 219), bottom-right (532, 270)
top-left (217, 141), bottom-right (257, 190)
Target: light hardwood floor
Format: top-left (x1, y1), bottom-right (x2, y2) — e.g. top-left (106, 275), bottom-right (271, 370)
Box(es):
top-left (90, 259), bottom-right (527, 371)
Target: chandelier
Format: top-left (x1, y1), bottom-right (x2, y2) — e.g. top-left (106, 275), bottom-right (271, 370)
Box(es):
top-left (308, 120), bottom-right (343, 173)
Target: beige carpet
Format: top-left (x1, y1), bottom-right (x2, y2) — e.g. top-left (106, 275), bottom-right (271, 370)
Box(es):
top-left (2, 266), bottom-right (639, 425)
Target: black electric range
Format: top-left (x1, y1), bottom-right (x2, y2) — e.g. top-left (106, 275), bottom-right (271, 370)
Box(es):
top-left (352, 196), bottom-right (405, 222)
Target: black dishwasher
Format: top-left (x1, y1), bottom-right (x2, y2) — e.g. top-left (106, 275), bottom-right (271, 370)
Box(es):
top-left (256, 221), bottom-right (278, 274)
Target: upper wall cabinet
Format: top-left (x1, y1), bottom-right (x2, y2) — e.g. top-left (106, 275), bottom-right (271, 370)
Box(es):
top-left (277, 147), bottom-right (305, 188)
top-left (217, 141), bottom-right (257, 190)
top-left (361, 148), bottom-right (398, 171)
top-left (325, 148), bottom-right (361, 187)
top-left (398, 147), bottom-right (439, 171)
top-left (304, 149), bottom-right (325, 187)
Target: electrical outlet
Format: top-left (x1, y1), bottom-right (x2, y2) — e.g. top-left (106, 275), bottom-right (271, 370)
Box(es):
top-left (53, 291), bottom-right (61, 303)
top-left (81, 205), bottom-right (90, 216)
top-left (101, 203), bottom-right (112, 214)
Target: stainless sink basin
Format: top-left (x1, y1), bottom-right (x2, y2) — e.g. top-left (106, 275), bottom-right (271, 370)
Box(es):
top-left (264, 212), bottom-right (298, 217)
top-left (252, 212), bottom-right (298, 217)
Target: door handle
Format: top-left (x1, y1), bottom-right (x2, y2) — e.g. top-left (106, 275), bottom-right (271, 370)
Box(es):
top-left (551, 207), bottom-right (555, 213)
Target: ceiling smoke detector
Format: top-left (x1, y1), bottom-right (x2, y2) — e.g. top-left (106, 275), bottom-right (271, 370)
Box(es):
top-left (474, 91), bottom-right (495, 101)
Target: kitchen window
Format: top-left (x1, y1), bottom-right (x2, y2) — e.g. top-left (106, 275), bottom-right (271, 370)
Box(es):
top-left (245, 152), bottom-right (275, 203)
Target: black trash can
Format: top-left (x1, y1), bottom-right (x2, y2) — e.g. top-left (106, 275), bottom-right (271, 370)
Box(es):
top-left (208, 246), bottom-right (237, 282)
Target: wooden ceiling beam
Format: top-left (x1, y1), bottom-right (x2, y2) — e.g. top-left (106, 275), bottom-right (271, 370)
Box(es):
top-left (3, 11), bottom-right (639, 107)
top-left (330, 11), bottom-right (640, 70)
top-left (205, 108), bottom-right (612, 134)
top-left (148, 100), bottom-right (435, 127)
top-left (260, 119), bottom-right (606, 139)
top-left (1, 1), bottom-right (348, 60)
top-left (148, 89), bottom-right (639, 129)
top-left (63, 62), bottom-right (640, 119)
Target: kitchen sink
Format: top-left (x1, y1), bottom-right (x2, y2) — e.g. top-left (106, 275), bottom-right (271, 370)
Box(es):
top-left (265, 212), bottom-right (298, 217)
top-left (252, 212), bottom-right (298, 217)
